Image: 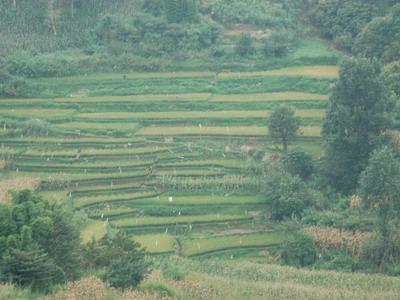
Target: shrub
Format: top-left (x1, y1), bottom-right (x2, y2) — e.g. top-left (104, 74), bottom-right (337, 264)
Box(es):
top-left (264, 162), bottom-right (314, 220)
top-left (0, 69), bottom-right (27, 97)
top-left (283, 149), bottom-right (314, 180)
top-left (262, 31), bottom-right (295, 57)
top-left (281, 231), bottom-right (317, 267)
top-left (235, 33), bottom-right (255, 57)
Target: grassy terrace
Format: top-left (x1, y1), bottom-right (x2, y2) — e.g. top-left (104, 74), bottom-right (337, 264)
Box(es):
top-left (1, 55), bottom-right (338, 259)
top-left (136, 125), bottom-right (321, 137)
top-left (112, 214), bottom-right (252, 228)
top-left (133, 233), bottom-right (176, 254)
top-left (181, 231), bottom-right (284, 256)
top-left (77, 109), bottom-right (325, 120)
top-left (73, 191), bottom-right (157, 209)
top-left (133, 195), bottom-right (264, 206)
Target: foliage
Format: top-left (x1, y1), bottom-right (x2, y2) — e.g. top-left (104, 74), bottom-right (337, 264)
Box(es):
top-left (283, 148), bottom-right (314, 180)
top-left (383, 60), bottom-right (400, 96)
top-left (205, 0), bottom-right (302, 27)
top-left (322, 57), bottom-right (391, 194)
top-left (0, 68), bottom-right (27, 97)
top-left (281, 231), bottom-right (317, 267)
top-left (268, 106), bottom-right (300, 151)
top-left (235, 33), bottom-right (255, 57)
top-left (307, 0), bottom-right (379, 50)
top-left (262, 30), bottom-right (297, 58)
top-left (264, 162), bottom-right (314, 220)
top-left (0, 190), bottom-right (81, 291)
top-left (359, 146), bottom-right (400, 268)
top-left (353, 5), bottom-right (400, 63)
top-left (83, 231), bottom-right (151, 289)
top-left (163, 0), bottom-right (198, 23)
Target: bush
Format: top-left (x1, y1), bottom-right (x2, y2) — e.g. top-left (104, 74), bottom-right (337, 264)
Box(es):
top-left (0, 69), bottom-right (27, 97)
top-left (281, 231), bottom-right (317, 267)
top-left (162, 264), bottom-right (186, 281)
top-left (235, 33), bottom-right (255, 57)
top-left (264, 162), bottom-right (314, 220)
top-left (262, 31), bottom-right (296, 57)
top-left (283, 149), bottom-right (314, 180)
top-left (84, 231), bottom-right (151, 289)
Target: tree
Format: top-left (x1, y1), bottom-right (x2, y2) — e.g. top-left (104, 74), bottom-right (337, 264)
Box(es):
top-left (84, 231), bottom-right (151, 289)
top-left (164, 0), bottom-right (197, 23)
top-left (353, 5), bottom-right (400, 62)
top-left (235, 33), bottom-right (254, 57)
top-left (283, 149), bottom-right (314, 180)
top-left (359, 146), bottom-right (400, 268)
top-left (281, 231), bottom-right (317, 267)
top-left (322, 58), bottom-right (391, 194)
top-left (268, 106), bottom-right (300, 151)
top-left (264, 162), bottom-right (314, 221)
top-left (0, 190), bottom-right (82, 290)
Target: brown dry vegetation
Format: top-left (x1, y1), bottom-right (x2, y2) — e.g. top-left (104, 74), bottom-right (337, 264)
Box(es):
top-left (306, 226), bottom-right (372, 257)
top-left (0, 177), bottom-right (40, 204)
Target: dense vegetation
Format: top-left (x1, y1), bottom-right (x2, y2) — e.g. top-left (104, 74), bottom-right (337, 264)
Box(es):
top-left (1, 0), bottom-right (400, 299)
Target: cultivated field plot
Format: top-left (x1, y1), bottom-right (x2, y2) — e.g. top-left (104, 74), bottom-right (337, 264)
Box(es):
top-left (1, 55), bottom-right (337, 258)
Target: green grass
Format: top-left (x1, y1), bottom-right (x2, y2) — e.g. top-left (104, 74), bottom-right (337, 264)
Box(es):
top-left (112, 214), bottom-right (251, 228)
top-left (133, 233), bottom-right (176, 254)
top-left (158, 159), bottom-right (257, 169)
top-left (73, 191), bottom-right (157, 209)
top-left (181, 231), bottom-right (284, 256)
top-left (134, 195), bottom-right (264, 206)
top-left (23, 146), bottom-right (170, 157)
top-left (87, 206), bottom-right (138, 218)
top-left (80, 220), bottom-right (107, 243)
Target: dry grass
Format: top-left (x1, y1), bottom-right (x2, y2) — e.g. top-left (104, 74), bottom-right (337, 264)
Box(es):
top-left (57, 93), bottom-right (211, 103)
top-left (78, 109), bottom-right (325, 120)
top-left (306, 226), bottom-right (372, 257)
top-left (219, 66), bottom-right (339, 79)
top-left (211, 92), bottom-right (328, 102)
top-left (120, 289), bottom-right (173, 300)
top-left (44, 277), bottom-right (108, 300)
top-left (0, 177), bottom-right (40, 204)
top-left (78, 110), bottom-right (271, 120)
top-left (136, 126), bottom-right (268, 136)
top-left (0, 109), bottom-right (75, 118)
top-left (136, 125), bottom-right (321, 137)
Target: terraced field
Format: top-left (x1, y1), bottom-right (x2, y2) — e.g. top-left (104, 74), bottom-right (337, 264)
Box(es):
top-left (0, 39), bottom-right (339, 258)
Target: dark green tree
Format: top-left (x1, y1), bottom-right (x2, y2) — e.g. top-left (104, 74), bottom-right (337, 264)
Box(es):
top-left (84, 231), bottom-right (151, 289)
top-left (322, 58), bottom-right (391, 194)
top-left (281, 231), bottom-right (317, 267)
top-left (0, 190), bottom-right (82, 290)
top-left (359, 146), bottom-right (400, 268)
top-left (283, 149), bottom-right (314, 180)
top-left (264, 163), bottom-right (314, 221)
top-left (268, 106), bottom-right (300, 151)
top-left (235, 33), bottom-right (254, 57)
top-left (163, 0), bottom-right (197, 23)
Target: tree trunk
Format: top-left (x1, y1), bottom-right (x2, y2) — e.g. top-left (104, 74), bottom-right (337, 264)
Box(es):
top-left (71, 0), bottom-right (74, 18)
top-left (13, 0), bottom-right (16, 9)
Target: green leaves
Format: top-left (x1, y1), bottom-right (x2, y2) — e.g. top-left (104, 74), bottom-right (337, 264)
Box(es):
top-left (268, 106), bottom-right (300, 151)
top-left (322, 57), bottom-right (390, 194)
